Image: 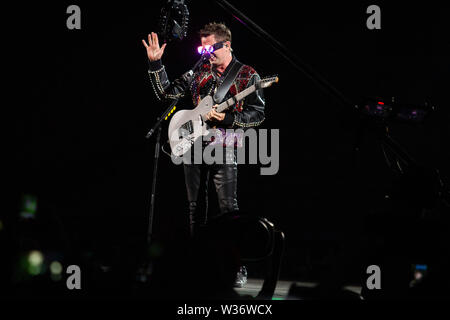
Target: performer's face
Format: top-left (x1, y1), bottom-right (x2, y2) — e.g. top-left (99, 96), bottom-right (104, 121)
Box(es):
top-left (200, 34), bottom-right (231, 67)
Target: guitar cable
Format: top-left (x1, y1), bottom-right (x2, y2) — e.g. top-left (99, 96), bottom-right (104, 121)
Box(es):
top-left (161, 140), bottom-right (173, 158)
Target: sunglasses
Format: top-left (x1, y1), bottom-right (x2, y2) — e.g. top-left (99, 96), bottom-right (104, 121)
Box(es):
top-left (197, 41), bottom-right (225, 55)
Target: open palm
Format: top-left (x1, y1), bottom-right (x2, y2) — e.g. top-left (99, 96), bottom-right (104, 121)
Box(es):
top-left (142, 32), bottom-right (167, 61)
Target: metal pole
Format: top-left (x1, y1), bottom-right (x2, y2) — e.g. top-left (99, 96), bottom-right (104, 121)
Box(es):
top-left (147, 124), bottom-right (162, 246)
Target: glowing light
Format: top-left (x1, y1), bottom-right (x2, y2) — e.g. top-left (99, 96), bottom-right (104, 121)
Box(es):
top-left (27, 250), bottom-right (44, 275)
top-left (197, 45), bottom-right (213, 55)
top-left (50, 261), bottom-right (63, 275)
top-left (232, 14), bottom-right (247, 26)
top-left (415, 264), bottom-right (427, 270)
top-left (28, 251), bottom-right (44, 266)
top-left (20, 194), bottom-right (38, 219)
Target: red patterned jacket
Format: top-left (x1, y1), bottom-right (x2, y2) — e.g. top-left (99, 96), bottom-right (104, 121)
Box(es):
top-left (147, 55), bottom-right (265, 130)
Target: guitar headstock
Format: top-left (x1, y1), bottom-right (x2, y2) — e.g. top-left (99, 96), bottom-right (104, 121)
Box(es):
top-left (258, 76), bottom-right (279, 89)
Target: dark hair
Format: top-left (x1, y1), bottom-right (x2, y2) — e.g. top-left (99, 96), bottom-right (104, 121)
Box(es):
top-left (199, 22), bottom-right (232, 43)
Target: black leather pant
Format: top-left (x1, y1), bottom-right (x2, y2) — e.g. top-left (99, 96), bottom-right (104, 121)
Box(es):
top-left (183, 150), bottom-right (239, 236)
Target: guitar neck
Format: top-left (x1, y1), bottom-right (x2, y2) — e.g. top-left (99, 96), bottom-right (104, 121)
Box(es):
top-left (216, 84), bottom-right (257, 113)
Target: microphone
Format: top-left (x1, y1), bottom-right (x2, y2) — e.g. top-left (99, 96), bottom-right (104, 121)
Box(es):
top-left (202, 51), bottom-right (211, 60)
top-left (181, 52), bottom-right (211, 81)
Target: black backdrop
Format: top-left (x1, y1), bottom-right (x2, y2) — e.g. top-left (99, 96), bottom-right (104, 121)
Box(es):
top-left (10, 0), bottom-right (450, 289)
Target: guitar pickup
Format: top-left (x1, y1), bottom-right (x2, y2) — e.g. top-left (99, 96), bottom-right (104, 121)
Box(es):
top-left (178, 120), bottom-right (194, 139)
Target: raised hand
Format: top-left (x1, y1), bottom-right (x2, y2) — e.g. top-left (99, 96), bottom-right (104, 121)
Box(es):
top-left (142, 32), bottom-right (167, 62)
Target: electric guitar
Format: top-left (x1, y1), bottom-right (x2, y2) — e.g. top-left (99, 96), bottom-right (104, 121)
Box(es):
top-left (168, 76), bottom-right (278, 157)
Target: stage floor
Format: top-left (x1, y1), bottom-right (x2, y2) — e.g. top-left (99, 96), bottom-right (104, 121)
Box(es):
top-left (235, 278), bottom-right (362, 300)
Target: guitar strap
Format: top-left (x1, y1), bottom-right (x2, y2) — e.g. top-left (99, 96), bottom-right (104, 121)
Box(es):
top-left (212, 59), bottom-right (243, 104)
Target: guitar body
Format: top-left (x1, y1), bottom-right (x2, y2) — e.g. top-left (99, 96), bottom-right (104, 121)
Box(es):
top-left (168, 95), bottom-right (214, 157)
top-left (167, 76), bottom-right (278, 157)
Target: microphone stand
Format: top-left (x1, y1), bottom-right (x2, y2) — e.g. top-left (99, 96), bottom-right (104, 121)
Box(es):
top-left (136, 98), bottom-right (178, 285)
top-left (144, 54), bottom-right (206, 247)
top-left (137, 55), bottom-right (207, 284)
top-left (145, 98), bottom-right (178, 247)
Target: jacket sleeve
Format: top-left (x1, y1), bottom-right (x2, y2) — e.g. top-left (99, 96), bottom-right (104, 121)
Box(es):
top-left (147, 59), bottom-right (192, 101)
top-left (230, 72), bottom-right (265, 128)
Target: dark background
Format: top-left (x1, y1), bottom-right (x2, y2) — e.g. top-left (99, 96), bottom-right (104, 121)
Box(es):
top-left (7, 0), bottom-right (450, 295)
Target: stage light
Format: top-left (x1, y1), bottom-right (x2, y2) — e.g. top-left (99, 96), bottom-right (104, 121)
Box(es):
top-left (359, 98), bottom-right (434, 123)
top-left (50, 261), bottom-right (63, 275)
top-left (50, 261), bottom-right (63, 281)
top-left (27, 250), bottom-right (44, 275)
top-left (29, 251), bottom-right (43, 266)
top-left (158, 0), bottom-right (189, 43)
top-left (361, 99), bottom-right (392, 118)
top-left (20, 194), bottom-right (37, 220)
top-left (410, 263), bottom-right (428, 288)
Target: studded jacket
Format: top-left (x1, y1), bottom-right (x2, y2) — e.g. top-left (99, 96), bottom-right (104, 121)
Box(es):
top-left (147, 55), bottom-right (265, 129)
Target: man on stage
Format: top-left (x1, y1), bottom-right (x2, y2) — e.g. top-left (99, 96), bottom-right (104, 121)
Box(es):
top-left (142, 22), bottom-right (266, 286)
